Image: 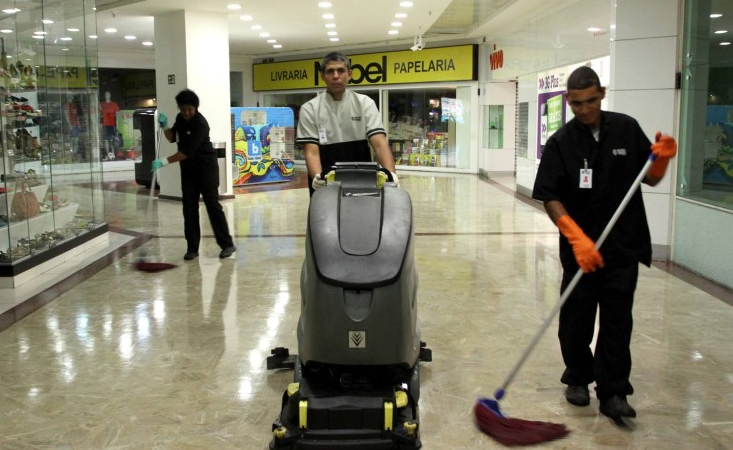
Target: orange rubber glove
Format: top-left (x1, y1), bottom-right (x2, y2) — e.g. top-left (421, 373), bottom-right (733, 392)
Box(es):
top-left (556, 214), bottom-right (604, 273)
top-left (648, 131), bottom-right (677, 179)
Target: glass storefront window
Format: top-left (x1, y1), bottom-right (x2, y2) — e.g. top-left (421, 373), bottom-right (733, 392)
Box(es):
top-left (387, 87), bottom-right (471, 169)
top-left (1, 0), bottom-right (104, 270)
top-left (680, 0), bottom-right (733, 209)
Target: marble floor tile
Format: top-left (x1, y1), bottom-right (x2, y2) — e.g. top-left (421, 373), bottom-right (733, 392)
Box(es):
top-left (0, 170), bottom-right (732, 449)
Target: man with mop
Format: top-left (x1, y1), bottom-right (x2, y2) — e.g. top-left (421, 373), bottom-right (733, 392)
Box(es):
top-left (532, 66), bottom-right (677, 421)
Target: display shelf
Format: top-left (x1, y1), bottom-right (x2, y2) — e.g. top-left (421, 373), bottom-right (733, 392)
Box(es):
top-left (0, 202), bottom-right (79, 251)
top-left (0, 184), bottom-right (49, 216)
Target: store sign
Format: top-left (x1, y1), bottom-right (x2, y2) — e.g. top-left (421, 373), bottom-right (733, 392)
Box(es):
top-left (122, 72), bottom-right (155, 97)
top-left (36, 66), bottom-right (99, 89)
top-left (253, 45), bottom-right (477, 91)
top-left (489, 44), bottom-right (503, 70)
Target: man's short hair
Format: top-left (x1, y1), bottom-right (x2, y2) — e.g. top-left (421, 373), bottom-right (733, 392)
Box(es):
top-left (566, 65), bottom-right (601, 91)
top-left (320, 52), bottom-right (351, 73)
top-left (175, 89), bottom-right (200, 108)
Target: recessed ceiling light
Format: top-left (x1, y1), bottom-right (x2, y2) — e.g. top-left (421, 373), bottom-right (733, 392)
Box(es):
top-left (330, 37), bottom-right (339, 42)
top-left (240, 15), bottom-right (253, 21)
top-left (33, 31), bottom-right (47, 35)
top-left (587, 27), bottom-right (602, 32)
top-left (62, 48), bottom-right (69, 51)
top-left (89, 35), bottom-right (98, 39)
top-left (267, 39), bottom-right (277, 43)
top-left (0, 29), bottom-right (12, 33)
top-left (104, 28), bottom-right (117, 33)
top-left (322, 13), bottom-right (334, 19)
top-left (710, 13), bottom-right (722, 18)
top-left (251, 24), bottom-right (262, 30)
top-left (227, 4), bottom-right (242, 10)
top-left (395, 13), bottom-right (407, 18)
top-left (715, 30), bottom-right (728, 34)
top-left (325, 23), bottom-right (336, 28)
top-left (125, 35), bottom-right (137, 40)
top-left (60, 36), bottom-right (72, 41)
top-left (400, 1), bottom-right (413, 7)
top-left (67, 28), bottom-right (80, 32)
top-left (259, 32), bottom-right (270, 37)
top-left (32, 35), bottom-right (44, 39)
top-left (391, 21), bottom-right (402, 27)
top-left (273, 44), bottom-right (283, 48)
top-left (142, 41), bottom-right (153, 46)
top-left (2, 8), bottom-right (21, 14)
top-left (721, 42), bottom-right (731, 46)
top-left (388, 30), bottom-right (399, 35)
top-left (318, 2), bottom-right (332, 7)
top-left (327, 31), bottom-right (337, 36)
top-left (42, 19), bottom-right (54, 24)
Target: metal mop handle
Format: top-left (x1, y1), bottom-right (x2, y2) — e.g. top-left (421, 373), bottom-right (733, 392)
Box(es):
top-left (494, 154), bottom-right (656, 401)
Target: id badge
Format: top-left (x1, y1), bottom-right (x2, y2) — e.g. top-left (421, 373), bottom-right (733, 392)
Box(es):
top-left (579, 168), bottom-right (593, 189)
top-left (318, 127), bottom-right (328, 145)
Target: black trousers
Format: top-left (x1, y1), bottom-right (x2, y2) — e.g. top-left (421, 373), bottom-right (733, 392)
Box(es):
top-left (558, 263), bottom-right (638, 400)
top-left (180, 165), bottom-right (234, 253)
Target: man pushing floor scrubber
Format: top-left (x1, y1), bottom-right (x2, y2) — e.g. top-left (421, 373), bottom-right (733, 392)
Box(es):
top-left (265, 52), bottom-right (431, 449)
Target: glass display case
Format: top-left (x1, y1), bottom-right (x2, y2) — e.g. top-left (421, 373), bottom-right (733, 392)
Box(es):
top-left (484, 105), bottom-right (504, 149)
top-left (0, 0), bottom-right (105, 278)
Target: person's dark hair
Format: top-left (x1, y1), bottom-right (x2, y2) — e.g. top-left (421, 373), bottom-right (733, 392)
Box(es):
top-left (566, 65), bottom-right (601, 91)
top-left (320, 52), bottom-right (350, 73)
top-left (175, 88), bottom-right (200, 108)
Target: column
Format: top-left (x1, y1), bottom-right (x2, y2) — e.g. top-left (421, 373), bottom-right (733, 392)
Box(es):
top-left (608, 0), bottom-right (681, 260)
top-left (153, 10), bottom-right (233, 199)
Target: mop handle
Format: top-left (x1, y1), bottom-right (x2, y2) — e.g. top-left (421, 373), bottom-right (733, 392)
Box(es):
top-left (494, 154), bottom-right (656, 400)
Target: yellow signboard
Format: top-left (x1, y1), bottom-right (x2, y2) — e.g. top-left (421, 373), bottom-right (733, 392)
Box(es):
top-left (35, 66), bottom-right (99, 89)
top-left (253, 45), bottom-right (477, 91)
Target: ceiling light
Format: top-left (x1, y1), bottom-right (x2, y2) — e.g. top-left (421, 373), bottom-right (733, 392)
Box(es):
top-left (67, 28), bottom-right (80, 32)
top-left (330, 38), bottom-right (339, 42)
top-left (89, 35), bottom-right (98, 39)
top-left (227, 4), bottom-right (242, 10)
top-left (327, 31), bottom-right (337, 36)
top-left (714, 30), bottom-right (728, 34)
top-left (142, 41), bottom-right (153, 46)
top-left (325, 23), bottom-right (336, 28)
top-left (60, 36), bottom-right (72, 41)
top-left (42, 19), bottom-right (54, 24)
top-left (318, 2), bottom-right (332, 7)
top-left (0, 29), bottom-right (12, 33)
top-left (104, 28), bottom-right (118, 33)
top-left (251, 24), bottom-right (262, 30)
top-left (32, 35), bottom-right (44, 39)
top-left (34, 31), bottom-right (47, 35)
top-left (259, 32), bottom-right (270, 37)
top-left (710, 13), bottom-right (722, 18)
top-left (395, 13), bottom-right (407, 18)
top-left (273, 44), bottom-right (283, 48)
top-left (391, 21), bottom-right (402, 27)
top-left (124, 35), bottom-right (137, 40)
top-left (388, 30), bottom-right (399, 35)
top-left (2, 8), bottom-right (21, 14)
top-left (267, 39), bottom-right (277, 43)
top-left (400, 1), bottom-right (413, 6)
top-left (322, 13), bottom-right (334, 19)
top-left (721, 42), bottom-right (731, 46)
top-left (240, 15), bottom-right (253, 21)
top-left (587, 27), bottom-right (602, 32)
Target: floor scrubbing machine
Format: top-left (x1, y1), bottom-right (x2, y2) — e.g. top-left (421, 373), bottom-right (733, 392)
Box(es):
top-left (267, 162), bottom-right (432, 450)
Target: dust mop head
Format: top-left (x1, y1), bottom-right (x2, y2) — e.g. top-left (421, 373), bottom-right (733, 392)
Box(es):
top-left (474, 398), bottom-right (570, 447)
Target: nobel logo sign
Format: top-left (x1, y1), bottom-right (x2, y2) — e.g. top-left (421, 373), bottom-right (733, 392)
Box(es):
top-left (254, 45), bottom-right (477, 91)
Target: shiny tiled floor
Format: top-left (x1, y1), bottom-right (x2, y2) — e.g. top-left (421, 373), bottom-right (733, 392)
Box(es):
top-left (1, 169), bottom-right (733, 449)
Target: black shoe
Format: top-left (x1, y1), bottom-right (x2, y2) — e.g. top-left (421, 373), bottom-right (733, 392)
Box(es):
top-left (600, 395), bottom-right (636, 419)
top-left (219, 246), bottom-right (236, 259)
top-left (564, 385), bottom-right (590, 406)
top-left (183, 252), bottom-right (199, 260)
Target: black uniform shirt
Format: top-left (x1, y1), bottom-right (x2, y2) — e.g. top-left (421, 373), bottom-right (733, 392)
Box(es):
top-left (532, 111), bottom-right (653, 269)
top-left (171, 111), bottom-right (217, 171)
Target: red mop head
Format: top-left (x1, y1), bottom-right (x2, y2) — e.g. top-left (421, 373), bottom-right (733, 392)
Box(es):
top-left (134, 260), bottom-right (177, 273)
top-left (475, 398), bottom-right (570, 447)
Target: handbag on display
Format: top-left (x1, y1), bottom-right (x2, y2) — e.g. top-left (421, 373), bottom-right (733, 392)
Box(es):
top-left (11, 177), bottom-right (40, 219)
